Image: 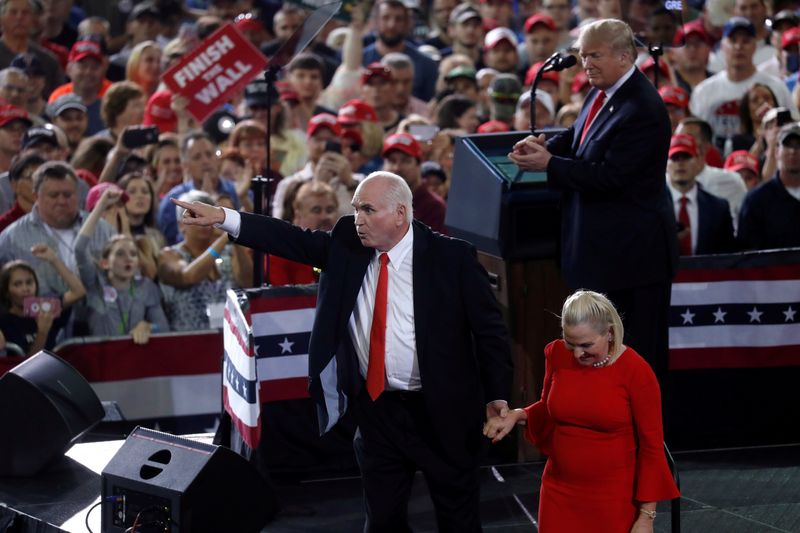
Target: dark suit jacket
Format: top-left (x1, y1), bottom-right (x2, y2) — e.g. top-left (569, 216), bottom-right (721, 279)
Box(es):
top-left (546, 68), bottom-right (679, 291)
top-left (235, 213), bottom-right (513, 468)
top-left (695, 186), bottom-right (737, 255)
top-left (737, 174), bottom-right (800, 251)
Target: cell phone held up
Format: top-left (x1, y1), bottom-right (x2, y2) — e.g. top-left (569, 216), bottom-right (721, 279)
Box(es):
top-left (121, 126), bottom-right (160, 149)
top-left (23, 296), bottom-right (62, 318)
top-left (324, 140), bottom-right (342, 154)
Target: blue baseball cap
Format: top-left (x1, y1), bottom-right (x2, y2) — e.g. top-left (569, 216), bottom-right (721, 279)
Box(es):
top-left (723, 17), bottom-right (756, 39)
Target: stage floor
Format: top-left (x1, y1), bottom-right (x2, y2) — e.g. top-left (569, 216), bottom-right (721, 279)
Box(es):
top-left (1, 439), bottom-right (799, 532)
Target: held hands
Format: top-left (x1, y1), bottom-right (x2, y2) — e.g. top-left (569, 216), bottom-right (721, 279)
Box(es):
top-left (483, 408), bottom-right (526, 444)
top-left (508, 134), bottom-right (551, 172)
top-left (171, 198), bottom-right (226, 227)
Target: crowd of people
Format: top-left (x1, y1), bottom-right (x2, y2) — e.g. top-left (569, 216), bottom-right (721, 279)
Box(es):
top-left (0, 1), bottom-right (797, 360)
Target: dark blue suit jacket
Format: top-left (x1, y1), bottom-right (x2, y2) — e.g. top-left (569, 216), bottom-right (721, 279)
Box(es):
top-left (545, 68), bottom-right (679, 291)
top-left (234, 213), bottom-right (513, 468)
top-left (695, 186), bottom-right (736, 255)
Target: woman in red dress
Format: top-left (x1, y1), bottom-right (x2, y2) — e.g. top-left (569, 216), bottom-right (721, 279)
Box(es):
top-left (485, 290), bottom-right (679, 532)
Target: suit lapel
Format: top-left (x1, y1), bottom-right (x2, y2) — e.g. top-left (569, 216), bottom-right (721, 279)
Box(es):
top-left (571, 87), bottom-right (597, 153)
top-left (412, 223), bottom-right (431, 366)
top-left (574, 69), bottom-right (640, 158)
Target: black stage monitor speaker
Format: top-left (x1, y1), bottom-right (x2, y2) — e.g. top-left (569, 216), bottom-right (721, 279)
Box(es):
top-left (0, 350), bottom-right (104, 477)
top-left (101, 427), bottom-right (272, 533)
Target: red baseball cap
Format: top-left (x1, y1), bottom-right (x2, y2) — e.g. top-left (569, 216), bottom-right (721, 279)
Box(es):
top-left (338, 99), bottom-right (379, 125)
top-left (679, 20), bottom-right (713, 47)
top-left (342, 128), bottom-right (363, 147)
top-left (659, 85), bottom-right (689, 109)
top-left (361, 62), bottom-right (393, 85)
top-left (381, 132), bottom-right (423, 161)
top-left (724, 150), bottom-right (759, 174)
top-left (307, 113), bottom-right (341, 137)
top-left (525, 61), bottom-right (559, 87)
top-left (640, 57), bottom-right (670, 79)
top-left (669, 133), bottom-right (698, 158)
top-left (477, 120), bottom-right (510, 133)
top-left (484, 27), bottom-right (518, 50)
top-left (782, 27), bottom-right (800, 50)
top-left (234, 14), bottom-right (264, 34)
top-left (143, 90), bottom-right (176, 133)
top-left (524, 13), bottom-right (556, 33)
top-left (68, 39), bottom-right (104, 63)
top-left (85, 182), bottom-right (129, 212)
top-left (571, 71), bottom-right (590, 94)
top-left (0, 104), bottom-right (32, 128)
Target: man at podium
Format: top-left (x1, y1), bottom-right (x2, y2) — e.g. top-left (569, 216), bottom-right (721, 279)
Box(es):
top-left (509, 18), bottom-right (678, 375)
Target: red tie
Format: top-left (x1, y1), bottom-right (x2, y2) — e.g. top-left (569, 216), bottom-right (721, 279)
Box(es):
top-left (367, 253), bottom-right (389, 400)
top-left (580, 90), bottom-right (606, 145)
top-left (678, 196), bottom-right (692, 256)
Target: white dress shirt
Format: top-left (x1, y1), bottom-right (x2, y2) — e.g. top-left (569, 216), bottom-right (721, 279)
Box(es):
top-left (217, 209), bottom-right (421, 390)
top-left (348, 225), bottom-right (419, 391)
top-left (667, 181), bottom-right (699, 254)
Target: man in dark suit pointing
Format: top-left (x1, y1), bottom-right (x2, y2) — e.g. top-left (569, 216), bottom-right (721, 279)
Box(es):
top-left (173, 172), bottom-right (513, 532)
top-left (509, 18), bottom-right (678, 376)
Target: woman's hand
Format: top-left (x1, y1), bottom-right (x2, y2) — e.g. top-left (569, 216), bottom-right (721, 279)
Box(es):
top-left (98, 186), bottom-right (125, 212)
top-left (30, 243), bottom-right (58, 263)
top-left (314, 153), bottom-right (352, 186)
top-left (630, 515), bottom-right (655, 533)
top-left (131, 320), bottom-right (152, 345)
top-left (36, 310), bottom-right (55, 334)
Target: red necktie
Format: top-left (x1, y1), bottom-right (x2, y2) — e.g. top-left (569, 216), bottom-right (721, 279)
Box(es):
top-left (678, 196), bottom-right (692, 256)
top-left (580, 90), bottom-right (606, 145)
top-left (367, 253), bottom-right (389, 400)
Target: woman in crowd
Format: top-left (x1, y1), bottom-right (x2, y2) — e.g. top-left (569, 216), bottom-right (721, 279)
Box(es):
top-left (158, 190), bottom-right (252, 331)
top-left (733, 83), bottom-right (778, 152)
top-left (75, 186), bottom-right (168, 343)
top-left (228, 120), bottom-right (269, 211)
top-left (0, 154), bottom-right (45, 233)
top-left (146, 134), bottom-right (183, 198)
top-left (118, 172), bottom-right (166, 280)
top-left (71, 137), bottom-right (114, 184)
top-left (219, 148), bottom-right (246, 184)
top-left (435, 94), bottom-right (480, 133)
top-left (484, 290), bottom-right (679, 533)
top-left (126, 41), bottom-right (162, 98)
top-left (0, 250), bottom-right (86, 356)
top-left (99, 81), bottom-right (147, 142)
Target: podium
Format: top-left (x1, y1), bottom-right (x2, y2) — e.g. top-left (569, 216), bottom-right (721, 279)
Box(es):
top-left (446, 131), bottom-right (570, 461)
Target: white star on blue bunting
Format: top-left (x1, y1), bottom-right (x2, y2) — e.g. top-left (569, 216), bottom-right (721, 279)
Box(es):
top-left (278, 337), bottom-right (295, 354)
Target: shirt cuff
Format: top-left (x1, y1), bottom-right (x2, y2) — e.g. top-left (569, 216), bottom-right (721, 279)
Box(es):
top-left (216, 207), bottom-right (241, 239)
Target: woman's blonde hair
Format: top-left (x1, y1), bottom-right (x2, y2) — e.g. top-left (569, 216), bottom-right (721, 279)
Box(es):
top-left (126, 40), bottom-right (161, 90)
top-left (561, 290), bottom-right (624, 355)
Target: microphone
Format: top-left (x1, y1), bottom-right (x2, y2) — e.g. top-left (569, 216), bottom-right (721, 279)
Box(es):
top-left (529, 52), bottom-right (577, 133)
top-left (543, 52), bottom-right (577, 73)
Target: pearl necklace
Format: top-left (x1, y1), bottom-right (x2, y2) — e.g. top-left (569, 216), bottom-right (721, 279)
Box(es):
top-left (592, 355), bottom-right (612, 368)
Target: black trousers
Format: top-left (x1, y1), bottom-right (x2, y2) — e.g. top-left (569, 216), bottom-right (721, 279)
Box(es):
top-left (353, 389), bottom-right (481, 533)
top-left (605, 281), bottom-right (672, 376)
top-left (606, 281), bottom-right (673, 425)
